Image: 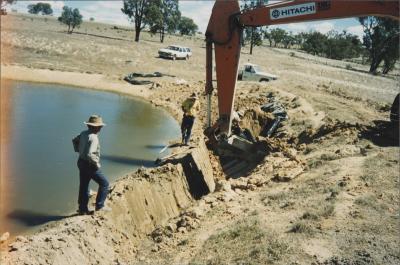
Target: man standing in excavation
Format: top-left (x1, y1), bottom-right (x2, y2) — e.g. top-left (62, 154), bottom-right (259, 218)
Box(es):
top-left (181, 93), bottom-right (200, 146)
top-left (73, 115), bottom-right (110, 214)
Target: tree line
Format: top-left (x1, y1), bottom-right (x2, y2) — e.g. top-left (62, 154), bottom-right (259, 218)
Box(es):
top-left (242, 21), bottom-right (397, 74)
top-left (26, 1), bottom-right (198, 42)
top-left (244, 21), bottom-right (398, 75)
top-left (241, 0), bottom-right (398, 74)
top-left (21, 1), bottom-right (399, 74)
top-left (263, 29), bottom-right (363, 61)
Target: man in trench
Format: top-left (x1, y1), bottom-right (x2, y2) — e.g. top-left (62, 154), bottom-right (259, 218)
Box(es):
top-left (181, 93), bottom-right (200, 146)
top-left (73, 115), bottom-right (110, 214)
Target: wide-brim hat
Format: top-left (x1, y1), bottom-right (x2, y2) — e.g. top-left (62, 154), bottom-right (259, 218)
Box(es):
top-left (190, 92), bottom-right (197, 99)
top-left (84, 115), bottom-right (106, 127)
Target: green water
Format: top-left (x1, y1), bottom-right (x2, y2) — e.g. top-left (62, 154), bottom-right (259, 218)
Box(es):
top-left (1, 81), bottom-right (180, 235)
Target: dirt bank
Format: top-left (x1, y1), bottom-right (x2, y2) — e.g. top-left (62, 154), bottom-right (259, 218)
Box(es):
top-left (1, 65), bottom-right (152, 98)
top-left (1, 164), bottom-right (192, 265)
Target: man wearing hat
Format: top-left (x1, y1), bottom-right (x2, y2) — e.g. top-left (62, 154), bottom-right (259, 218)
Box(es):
top-left (72, 115), bottom-right (110, 214)
top-left (181, 93), bottom-right (200, 146)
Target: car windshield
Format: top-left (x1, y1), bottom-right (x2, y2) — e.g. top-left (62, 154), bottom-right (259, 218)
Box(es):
top-left (167, 46), bottom-right (180, 51)
top-left (253, 65), bottom-right (262, 72)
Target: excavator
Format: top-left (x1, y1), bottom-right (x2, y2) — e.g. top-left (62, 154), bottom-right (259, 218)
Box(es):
top-left (204, 0), bottom-right (399, 162)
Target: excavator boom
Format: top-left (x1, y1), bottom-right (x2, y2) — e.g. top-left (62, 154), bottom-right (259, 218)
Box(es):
top-left (205, 0), bottom-right (399, 137)
top-left (240, 1), bottom-right (399, 26)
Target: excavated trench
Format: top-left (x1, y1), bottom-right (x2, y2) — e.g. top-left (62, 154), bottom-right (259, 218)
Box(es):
top-left (219, 105), bottom-right (288, 178)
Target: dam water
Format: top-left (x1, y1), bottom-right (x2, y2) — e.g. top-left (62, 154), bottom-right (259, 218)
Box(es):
top-left (0, 81), bottom-right (180, 236)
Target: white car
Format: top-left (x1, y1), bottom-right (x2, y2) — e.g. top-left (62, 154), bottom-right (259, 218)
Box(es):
top-left (158, 45), bottom-right (192, 60)
top-left (238, 63), bottom-right (278, 82)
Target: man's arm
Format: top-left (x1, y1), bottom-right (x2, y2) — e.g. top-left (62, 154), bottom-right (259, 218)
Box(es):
top-left (72, 134), bottom-right (80, 152)
top-left (87, 136), bottom-right (101, 169)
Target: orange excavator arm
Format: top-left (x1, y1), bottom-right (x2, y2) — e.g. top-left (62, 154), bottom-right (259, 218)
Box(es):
top-left (205, 0), bottom-right (399, 138)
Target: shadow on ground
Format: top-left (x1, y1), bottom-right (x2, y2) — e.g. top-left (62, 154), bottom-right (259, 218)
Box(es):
top-left (297, 119), bottom-right (399, 148)
top-left (219, 156), bottom-right (260, 179)
top-left (7, 210), bottom-right (74, 227)
top-left (146, 143), bottom-right (181, 150)
top-left (360, 120), bottom-right (399, 147)
top-left (102, 154), bottom-right (156, 167)
top-left (145, 145), bottom-right (165, 150)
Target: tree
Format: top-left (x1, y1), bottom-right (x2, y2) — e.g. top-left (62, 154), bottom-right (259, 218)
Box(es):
top-left (301, 31), bottom-right (328, 56)
top-left (297, 30), bottom-right (363, 60)
top-left (324, 30), bottom-right (363, 60)
top-left (1, 0), bottom-right (15, 14)
top-left (282, 32), bottom-right (296, 49)
top-left (269, 28), bottom-right (287, 47)
top-left (264, 31), bottom-right (273, 47)
top-left (359, 16), bottom-right (399, 74)
top-left (294, 32), bottom-right (308, 47)
top-left (28, 3), bottom-right (40, 14)
top-left (42, 3), bottom-right (52, 15)
top-left (121, 0), bottom-right (151, 42)
top-left (241, 0), bottom-right (267, 55)
top-left (1, 0), bottom-right (15, 9)
top-left (146, 0), bottom-right (180, 43)
top-left (382, 40), bottom-right (399, 74)
top-left (28, 3), bottom-right (53, 15)
top-left (146, 2), bottom-right (163, 39)
top-left (244, 27), bottom-right (264, 54)
top-left (177, 16), bottom-right (198, 36)
top-left (58, 6), bottom-right (82, 34)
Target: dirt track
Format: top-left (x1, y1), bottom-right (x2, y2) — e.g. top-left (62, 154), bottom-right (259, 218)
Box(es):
top-left (1, 13), bottom-right (399, 265)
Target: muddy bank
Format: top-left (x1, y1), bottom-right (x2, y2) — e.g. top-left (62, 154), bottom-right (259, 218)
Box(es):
top-left (1, 65), bottom-right (152, 99)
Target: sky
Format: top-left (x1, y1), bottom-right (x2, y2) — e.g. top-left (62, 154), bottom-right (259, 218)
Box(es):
top-left (6, 1), bottom-right (364, 38)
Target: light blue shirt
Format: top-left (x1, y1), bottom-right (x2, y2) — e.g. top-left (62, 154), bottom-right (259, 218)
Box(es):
top-left (78, 130), bottom-right (101, 168)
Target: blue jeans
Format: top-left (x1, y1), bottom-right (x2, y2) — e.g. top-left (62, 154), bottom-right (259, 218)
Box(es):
top-left (181, 115), bottom-right (195, 145)
top-left (77, 158), bottom-right (109, 211)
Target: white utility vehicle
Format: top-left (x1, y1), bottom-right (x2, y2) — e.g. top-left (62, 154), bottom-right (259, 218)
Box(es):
top-left (158, 45), bottom-right (192, 60)
top-left (238, 63), bottom-right (278, 82)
